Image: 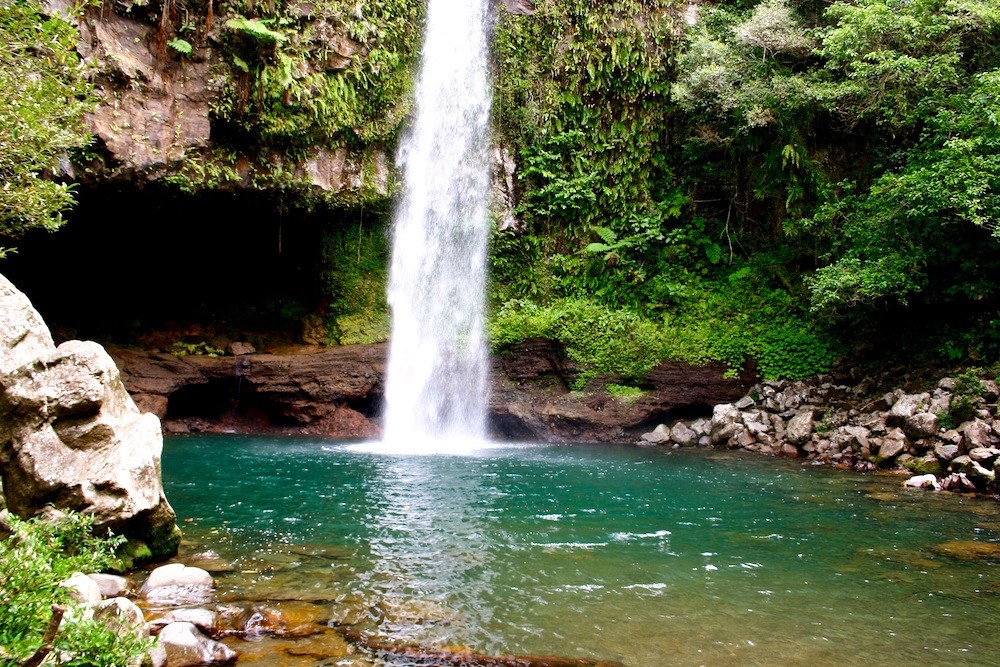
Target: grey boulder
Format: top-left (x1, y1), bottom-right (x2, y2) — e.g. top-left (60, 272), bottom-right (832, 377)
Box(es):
top-left (0, 274), bottom-right (179, 558)
top-left (157, 622), bottom-right (237, 666)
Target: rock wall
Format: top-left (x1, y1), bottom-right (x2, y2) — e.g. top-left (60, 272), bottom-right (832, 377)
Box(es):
top-left (50, 0), bottom-right (391, 199)
top-left (44, 0), bottom-right (524, 218)
top-left (108, 338), bottom-right (749, 443)
top-left (0, 274), bottom-right (179, 558)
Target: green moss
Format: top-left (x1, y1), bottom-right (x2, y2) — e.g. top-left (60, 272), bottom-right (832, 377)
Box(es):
top-left (490, 298), bottom-right (666, 382)
top-left (213, 0), bottom-right (424, 151)
top-left (905, 456), bottom-right (943, 477)
top-left (322, 221), bottom-right (390, 344)
top-left (606, 383), bottom-right (647, 400)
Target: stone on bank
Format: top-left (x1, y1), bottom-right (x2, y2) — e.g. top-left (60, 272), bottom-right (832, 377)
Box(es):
top-left (637, 371), bottom-right (999, 498)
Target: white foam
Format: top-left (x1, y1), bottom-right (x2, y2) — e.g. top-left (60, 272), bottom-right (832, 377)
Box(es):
top-left (530, 542), bottom-right (608, 550)
top-left (611, 530), bottom-right (672, 541)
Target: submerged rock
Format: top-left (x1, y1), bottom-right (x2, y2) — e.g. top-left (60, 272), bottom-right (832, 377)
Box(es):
top-left (148, 608), bottom-right (218, 636)
top-left (0, 274), bottom-right (179, 558)
top-left (931, 540), bottom-right (1000, 561)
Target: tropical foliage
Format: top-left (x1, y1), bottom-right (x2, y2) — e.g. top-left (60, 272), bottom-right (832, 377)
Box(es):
top-left (489, 0), bottom-right (1000, 375)
top-left (0, 0), bottom-right (90, 257)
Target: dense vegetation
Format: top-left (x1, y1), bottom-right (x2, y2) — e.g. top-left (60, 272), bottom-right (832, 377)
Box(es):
top-left (0, 513), bottom-right (150, 666)
top-left (489, 0), bottom-right (1000, 380)
top-left (1, 0), bottom-right (999, 380)
top-left (0, 0), bottom-right (90, 258)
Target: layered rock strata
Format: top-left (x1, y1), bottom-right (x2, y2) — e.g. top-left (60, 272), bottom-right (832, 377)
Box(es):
top-left (109, 338), bottom-right (750, 443)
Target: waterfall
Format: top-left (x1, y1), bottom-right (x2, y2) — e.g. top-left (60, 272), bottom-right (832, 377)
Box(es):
top-left (382, 0), bottom-right (493, 449)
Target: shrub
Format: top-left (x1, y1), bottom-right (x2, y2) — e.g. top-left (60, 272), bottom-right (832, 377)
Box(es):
top-left (0, 512), bottom-right (152, 666)
top-left (950, 368), bottom-right (986, 424)
top-left (489, 298), bottom-right (665, 382)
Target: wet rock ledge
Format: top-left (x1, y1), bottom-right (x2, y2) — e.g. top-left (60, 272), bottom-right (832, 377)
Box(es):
top-left (108, 338), bottom-right (751, 444)
top-left (639, 373), bottom-right (1000, 497)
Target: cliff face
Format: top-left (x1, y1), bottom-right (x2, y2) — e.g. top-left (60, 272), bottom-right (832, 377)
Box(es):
top-left (107, 339), bottom-right (749, 444)
top-left (51, 0), bottom-right (396, 204)
top-left (52, 0), bottom-right (535, 212)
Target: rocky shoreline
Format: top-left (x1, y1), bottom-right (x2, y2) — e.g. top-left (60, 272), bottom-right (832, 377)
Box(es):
top-left (61, 561), bottom-right (621, 667)
top-left (107, 336), bottom-right (1000, 499)
top-left (639, 371), bottom-right (1000, 498)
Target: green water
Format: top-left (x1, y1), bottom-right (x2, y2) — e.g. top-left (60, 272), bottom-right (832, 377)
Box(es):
top-left (161, 435), bottom-right (1000, 666)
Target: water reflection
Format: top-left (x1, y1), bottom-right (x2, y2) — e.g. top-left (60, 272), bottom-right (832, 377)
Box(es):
top-left (358, 453), bottom-right (500, 649)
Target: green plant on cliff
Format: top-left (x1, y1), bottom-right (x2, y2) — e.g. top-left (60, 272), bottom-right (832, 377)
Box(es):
top-left (0, 513), bottom-right (151, 666)
top-left (671, 0), bottom-right (1000, 358)
top-left (0, 0), bottom-right (91, 257)
top-left (495, 0), bottom-right (679, 305)
top-left (213, 0), bottom-right (424, 150)
top-left (489, 0), bottom-right (838, 380)
top-left (487, 0), bottom-right (1000, 379)
top-left (489, 298), bottom-right (666, 384)
top-left (322, 221), bottom-right (390, 344)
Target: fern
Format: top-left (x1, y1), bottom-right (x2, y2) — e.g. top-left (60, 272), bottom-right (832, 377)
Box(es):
top-left (225, 16), bottom-right (287, 44)
top-left (167, 38), bottom-right (192, 55)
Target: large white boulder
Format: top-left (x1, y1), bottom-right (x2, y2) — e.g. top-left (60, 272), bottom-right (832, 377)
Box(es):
top-left (0, 273), bottom-right (179, 558)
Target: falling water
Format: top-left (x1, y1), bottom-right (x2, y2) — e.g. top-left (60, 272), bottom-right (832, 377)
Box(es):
top-left (382, 0), bottom-right (493, 449)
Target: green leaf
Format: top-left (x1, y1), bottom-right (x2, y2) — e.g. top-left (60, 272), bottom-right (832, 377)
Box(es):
top-left (705, 244), bottom-right (722, 265)
top-left (225, 16), bottom-right (287, 43)
top-left (167, 38), bottom-right (192, 55)
top-left (591, 226), bottom-right (618, 245)
top-left (585, 242), bottom-right (613, 254)
top-left (232, 55), bottom-right (250, 72)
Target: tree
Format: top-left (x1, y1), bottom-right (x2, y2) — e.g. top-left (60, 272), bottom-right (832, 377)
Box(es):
top-left (0, 0), bottom-right (91, 257)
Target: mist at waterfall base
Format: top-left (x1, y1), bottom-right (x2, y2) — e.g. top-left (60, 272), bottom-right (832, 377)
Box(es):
top-left (163, 436), bottom-right (1000, 666)
top-left (379, 0), bottom-right (492, 454)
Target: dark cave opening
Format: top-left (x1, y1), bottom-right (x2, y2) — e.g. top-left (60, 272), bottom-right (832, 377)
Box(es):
top-left (1, 185), bottom-right (362, 346)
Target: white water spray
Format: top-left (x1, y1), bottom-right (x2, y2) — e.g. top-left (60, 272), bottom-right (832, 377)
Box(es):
top-left (382, 0), bottom-right (493, 450)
